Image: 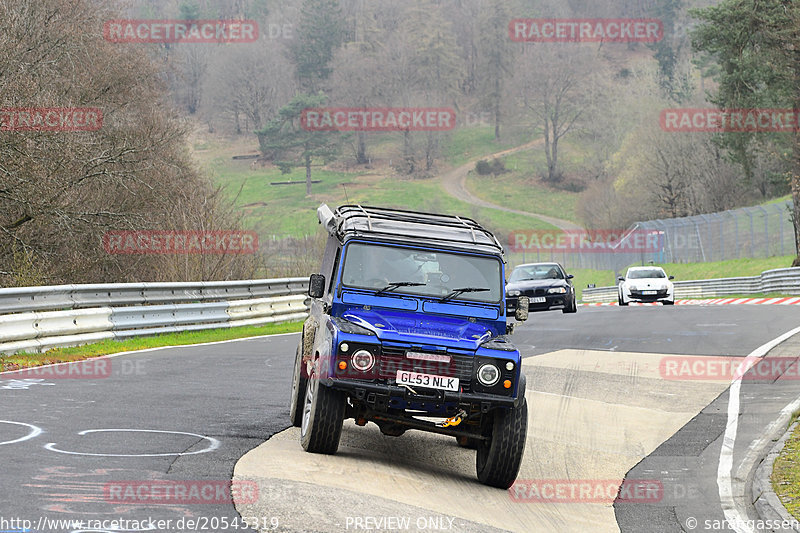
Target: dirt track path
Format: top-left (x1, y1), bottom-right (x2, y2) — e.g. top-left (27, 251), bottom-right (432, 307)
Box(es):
top-left (438, 138), bottom-right (583, 231)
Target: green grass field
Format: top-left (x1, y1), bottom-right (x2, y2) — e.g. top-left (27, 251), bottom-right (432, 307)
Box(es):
top-left (193, 129), bottom-right (559, 241)
top-left (464, 139), bottom-right (585, 223)
top-left (442, 127), bottom-right (519, 166)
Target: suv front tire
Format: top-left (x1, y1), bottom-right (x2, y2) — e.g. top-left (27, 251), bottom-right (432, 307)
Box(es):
top-left (300, 359), bottom-right (346, 454)
top-left (476, 398), bottom-right (528, 489)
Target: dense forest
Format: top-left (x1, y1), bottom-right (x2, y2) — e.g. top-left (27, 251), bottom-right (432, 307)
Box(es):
top-left (2, 0), bottom-right (799, 285)
top-left (124, 0), bottom-right (798, 229)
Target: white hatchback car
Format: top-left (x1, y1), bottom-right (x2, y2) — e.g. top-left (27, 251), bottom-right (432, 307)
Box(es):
top-left (618, 266), bottom-right (675, 306)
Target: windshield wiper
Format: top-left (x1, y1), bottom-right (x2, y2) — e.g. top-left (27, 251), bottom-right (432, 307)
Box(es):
top-left (439, 287), bottom-right (490, 302)
top-left (375, 281), bottom-right (426, 296)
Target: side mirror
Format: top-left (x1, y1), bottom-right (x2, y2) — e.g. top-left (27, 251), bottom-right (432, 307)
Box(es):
top-left (617, 276), bottom-right (624, 282)
top-left (308, 274), bottom-right (326, 299)
top-left (668, 275), bottom-right (675, 280)
top-left (515, 296), bottom-right (529, 322)
top-left (566, 274), bottom-right (574, 279)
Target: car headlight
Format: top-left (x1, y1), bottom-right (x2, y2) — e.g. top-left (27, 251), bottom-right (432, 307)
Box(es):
top-left (507, 289), bottom-right (520, 297)
top-left (547, 287), bottom-right (567, 294)
top-left (351, 349), bottom-right (375, 372)
top-left (477, 363), bottom-right (500, 387)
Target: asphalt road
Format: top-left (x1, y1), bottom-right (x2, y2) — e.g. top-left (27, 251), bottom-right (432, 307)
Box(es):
top-left (2, 305), bottom-right (800, 532)
top-left (0, 334), bottom-right (299, 533)
top-left (515, 304), bottom-right (800, 357)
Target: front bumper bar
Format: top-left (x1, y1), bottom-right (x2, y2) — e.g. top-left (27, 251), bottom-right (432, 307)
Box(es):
top-left (326, 378), bottom-right (523, 410)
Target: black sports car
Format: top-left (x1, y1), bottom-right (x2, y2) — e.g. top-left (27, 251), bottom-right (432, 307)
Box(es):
top-left (505, 262), bottom-right (577, 315)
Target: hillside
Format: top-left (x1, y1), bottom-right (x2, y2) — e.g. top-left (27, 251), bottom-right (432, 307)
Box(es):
top-left (192, 126), bottom-right (572, 242)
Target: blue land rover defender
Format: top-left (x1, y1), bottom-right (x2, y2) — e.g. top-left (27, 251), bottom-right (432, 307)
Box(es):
top-left (289, 204), bottom-right (530, 488)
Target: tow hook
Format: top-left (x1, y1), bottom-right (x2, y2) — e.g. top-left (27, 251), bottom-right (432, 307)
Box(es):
top-left (438, 409), bottom-right (467, 428)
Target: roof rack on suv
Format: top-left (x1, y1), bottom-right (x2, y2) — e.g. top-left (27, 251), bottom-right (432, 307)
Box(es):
top-left (319, 204), bottom-right (504, 254)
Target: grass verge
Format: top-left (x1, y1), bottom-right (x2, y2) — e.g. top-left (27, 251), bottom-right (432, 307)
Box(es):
top-left (772, 417), bottom-right (800, 520)
top-left (1, 321), bottom-right (303, 372)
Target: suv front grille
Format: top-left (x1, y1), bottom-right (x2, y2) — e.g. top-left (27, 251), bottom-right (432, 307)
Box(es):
top-left (380, 347), bottom-right (474, 392)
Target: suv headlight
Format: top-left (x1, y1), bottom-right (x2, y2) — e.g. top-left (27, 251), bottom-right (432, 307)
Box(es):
top-left (477, 363), bottom-right (500, 387)
top-left (507, 289), bottom-right (521, 297)
top-left (547, 287), bottom-right (567, 294)
top-left (351, 350), bottom-right (375, 372)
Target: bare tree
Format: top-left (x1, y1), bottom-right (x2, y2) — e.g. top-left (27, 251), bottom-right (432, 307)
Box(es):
top-left (0, 0), bottom-right (257, 285)
top-left (203, 39), bottom-right (296, 134)
top-left (514, 44), bottom-right (599, 182)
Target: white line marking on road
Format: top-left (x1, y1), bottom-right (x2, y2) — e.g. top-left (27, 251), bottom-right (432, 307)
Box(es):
top-left (0, 378), bottom-right (54, 390)
top-left (0, 420), bottom-right (43, 446)
top-left (717, 325), bottom-right (800, 533)
top-left (44, 428), bottom-right (221, 457)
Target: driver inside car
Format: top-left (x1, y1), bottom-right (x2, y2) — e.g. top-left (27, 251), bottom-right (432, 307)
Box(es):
top-left (380, 247), bottom-right (426, 284)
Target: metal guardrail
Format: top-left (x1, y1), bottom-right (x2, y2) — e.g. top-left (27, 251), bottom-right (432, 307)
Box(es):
top-left (0, 278), bottom-right (309, 355)
top-left (582, 267), bottom-right (800, 303)
top-left (0, 278), bottom-right (307, 314)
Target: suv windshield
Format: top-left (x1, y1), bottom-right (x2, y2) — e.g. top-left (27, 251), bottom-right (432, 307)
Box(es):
top-left (627, 269), bottom-right (666, 279)
top-left (341, 242), bottom-right (502, 303)
top-left (509, 264), bottom-right (564, 281)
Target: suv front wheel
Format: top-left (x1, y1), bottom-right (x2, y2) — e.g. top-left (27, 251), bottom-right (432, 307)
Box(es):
top-left (300, 359), bottom-right (346, 454)
top-left (289, 345), bottom-right (307, 427)
top-left (476, 398), bottom-right (528, 489)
